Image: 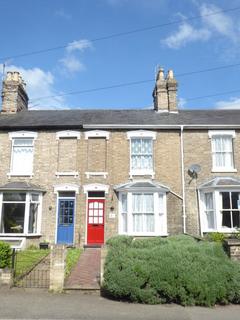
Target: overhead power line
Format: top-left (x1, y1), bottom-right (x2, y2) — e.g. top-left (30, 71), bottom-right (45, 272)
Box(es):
top-left (1, 5), bottom-right (240, 62)
top-left (29, 61), bottom-right (240, 103)
top-left (28, 88), bottom-right (240, 110)
top-left (186, 89), bottom-right (240, 102)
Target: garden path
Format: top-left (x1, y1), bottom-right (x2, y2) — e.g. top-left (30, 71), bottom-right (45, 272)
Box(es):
top-left (65, 248), bottom-right (100, 290)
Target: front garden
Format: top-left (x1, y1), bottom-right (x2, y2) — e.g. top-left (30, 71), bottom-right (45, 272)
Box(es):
top-left (102, 235), bottom-right (240, 306)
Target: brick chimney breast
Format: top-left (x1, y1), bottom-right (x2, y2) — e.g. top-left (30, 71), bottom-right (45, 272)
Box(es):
top-left (153, 67), bottom-right (178, 113)
top-left (166, 69), bottom-right (178, 113)
top-left (152, 68), bottom-right (168, 112)
top-left (1, 71), bottom-right (28, 113)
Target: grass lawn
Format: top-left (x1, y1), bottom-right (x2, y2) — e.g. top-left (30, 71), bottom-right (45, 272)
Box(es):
top-left (14, 249), bottom-right (49, 278)
top-left (65, 248), bottom-right (82, 278)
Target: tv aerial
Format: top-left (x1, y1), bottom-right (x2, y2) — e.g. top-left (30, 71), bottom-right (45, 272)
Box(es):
top-left (188, 164), bottom-right (201, 179)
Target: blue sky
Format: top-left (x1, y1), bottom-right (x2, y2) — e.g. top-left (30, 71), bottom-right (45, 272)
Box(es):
top-left (1, 0), bottom-right (240, 110)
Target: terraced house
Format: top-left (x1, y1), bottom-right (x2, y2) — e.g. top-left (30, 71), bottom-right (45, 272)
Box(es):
top-left (0, 69), bottom-right (240, 249)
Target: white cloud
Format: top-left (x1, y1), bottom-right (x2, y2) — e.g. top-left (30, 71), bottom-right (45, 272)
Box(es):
top-left (215, 97), bottom-right (240, 110)
top-left (162, 22), bottom-right (210, 49)
top-left (178, 97), bottom-right (187, 109)
top-left (60, 56), bottom-right (85, 73)
top-left (200, 4), bottom-right (235, 40)
top-left (55, 9), bottom-right (72, 20)
top-left (66, 39), bottom-right (92, 53)
top-left (106, 0), bottom-right (165, 7)
top-left (162, 3), bottom-right (239, 49)
top-left (59, 39), bottom-right (92, 75)
top-left (0, 64), bottom-right (67, 110)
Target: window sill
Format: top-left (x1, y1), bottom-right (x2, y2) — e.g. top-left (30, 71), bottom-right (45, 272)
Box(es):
top-left (211, 168), bottom-right (237, 173)
top-left (55, 171), bottom-right (79, 178)
top-left (120, 232), bottom-right (168, 237)
top-left (85, 172), bottom-right (108, 179)
top-left (7, 172), bottom-right (33, 177)
top-left (0, 233), bottom-right (41, 237)
top-left (203, 228), bottom-right (239, 233)
top-left (129, 170), bottom-right (155, 178)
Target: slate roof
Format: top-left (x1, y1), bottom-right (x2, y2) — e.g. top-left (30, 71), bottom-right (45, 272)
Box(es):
top-left (0, 182), bottom-right (45, 192)
top-left (199, 177), bottom-right (240, 189)
top-left (114, 180), bottom-right (169, 192)
top-left (0, 109), bottom-right (240, 129)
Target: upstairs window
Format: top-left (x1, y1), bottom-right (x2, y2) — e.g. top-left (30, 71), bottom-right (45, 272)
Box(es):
top-left (131, 138), bottom-right (153, 171)
top-left (9, 131), bottom-right (37, 176)
top-left (127, 131), bottom-right (156, 177)
top-left (209, 131), bottom-right (235, 172)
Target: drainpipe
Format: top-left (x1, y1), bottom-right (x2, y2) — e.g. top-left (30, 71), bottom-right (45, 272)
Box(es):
top-left (180, 125), bottom-right (186, 233)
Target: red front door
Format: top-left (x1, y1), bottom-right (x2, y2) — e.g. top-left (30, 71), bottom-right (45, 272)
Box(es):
top-left (87, 199), bottom-right (105, 244)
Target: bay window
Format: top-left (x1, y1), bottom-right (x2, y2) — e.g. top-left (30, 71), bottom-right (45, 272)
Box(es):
top-left (118, 181), bottom-right (168, 236)
top-left (203, 192), bottom-right (215, 230)
top-left (132, 193), bottom-right (154, 233)
top-left (220, 191), bottom-right (240, 229)
top-left (0, 192), bottom-right (41, 235)
top-left (200, 178), bottom-right (240, 232)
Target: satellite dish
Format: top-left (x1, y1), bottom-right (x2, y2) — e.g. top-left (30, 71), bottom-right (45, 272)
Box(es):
top-left (188, 164), bottom-right (201, 178)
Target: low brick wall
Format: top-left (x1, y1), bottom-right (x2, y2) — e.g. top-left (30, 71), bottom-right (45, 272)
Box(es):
top-left (0, 268), bottom-right (12, 287)
top-left (49, 245), bottom-right (66, 292)
top-left (224, 239), bottom-right (240, 261)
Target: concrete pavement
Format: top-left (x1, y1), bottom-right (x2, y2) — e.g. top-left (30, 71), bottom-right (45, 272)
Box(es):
top-left (0, 288), bottom-right (239, 320)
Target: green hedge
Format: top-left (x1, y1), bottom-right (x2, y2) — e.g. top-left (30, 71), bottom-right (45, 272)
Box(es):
top-left (0, 241), bottom-right (12, 269)
top-left (103, 235), bottom-right (240, 306)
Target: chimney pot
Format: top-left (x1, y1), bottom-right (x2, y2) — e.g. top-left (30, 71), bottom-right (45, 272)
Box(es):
top-left (167, 69), bottom-right (174, 80)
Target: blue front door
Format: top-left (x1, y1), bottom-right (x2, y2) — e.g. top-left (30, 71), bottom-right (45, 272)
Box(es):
top-left (57, 198), bottom-right (75, 244)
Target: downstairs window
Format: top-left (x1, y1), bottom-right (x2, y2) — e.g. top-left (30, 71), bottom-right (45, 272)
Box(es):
top-left (201, 190), bottom-right (240, 232)
top-left (119, 192), bottom-right (167, 236)
top-left (0, 192), bottom-right (41, 235)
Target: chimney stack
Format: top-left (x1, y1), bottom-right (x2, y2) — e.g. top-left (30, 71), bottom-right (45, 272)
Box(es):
top-left (1, 71), bottom-right (28, 113)
top-left (153, 68), bottom-right (178, 113)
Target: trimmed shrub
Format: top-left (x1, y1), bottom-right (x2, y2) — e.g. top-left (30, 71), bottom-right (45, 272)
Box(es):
top-left (0, 241), bottom-right (12, 269)
top-left (207, 232), bottom-right (225, 243)
top-left (103, 236), bottom-right (240, 306)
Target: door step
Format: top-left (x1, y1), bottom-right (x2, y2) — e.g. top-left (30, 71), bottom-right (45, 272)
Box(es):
top-left (83, 244), bottom-right (102, 249)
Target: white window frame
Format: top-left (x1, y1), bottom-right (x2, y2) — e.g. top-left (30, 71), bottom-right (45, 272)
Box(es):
top-left (127, 130), bottom-right (156, 178)
top-left (200, 189), bottom-right (240, 233)
top-left (8, 131), bottom-right (38, 177)
top-left (208, 130), bottom-right (236, 173)
top-left (118, 191), bottom-right (167, 236)
top-left (0, 191), bottom-right (42, 236)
